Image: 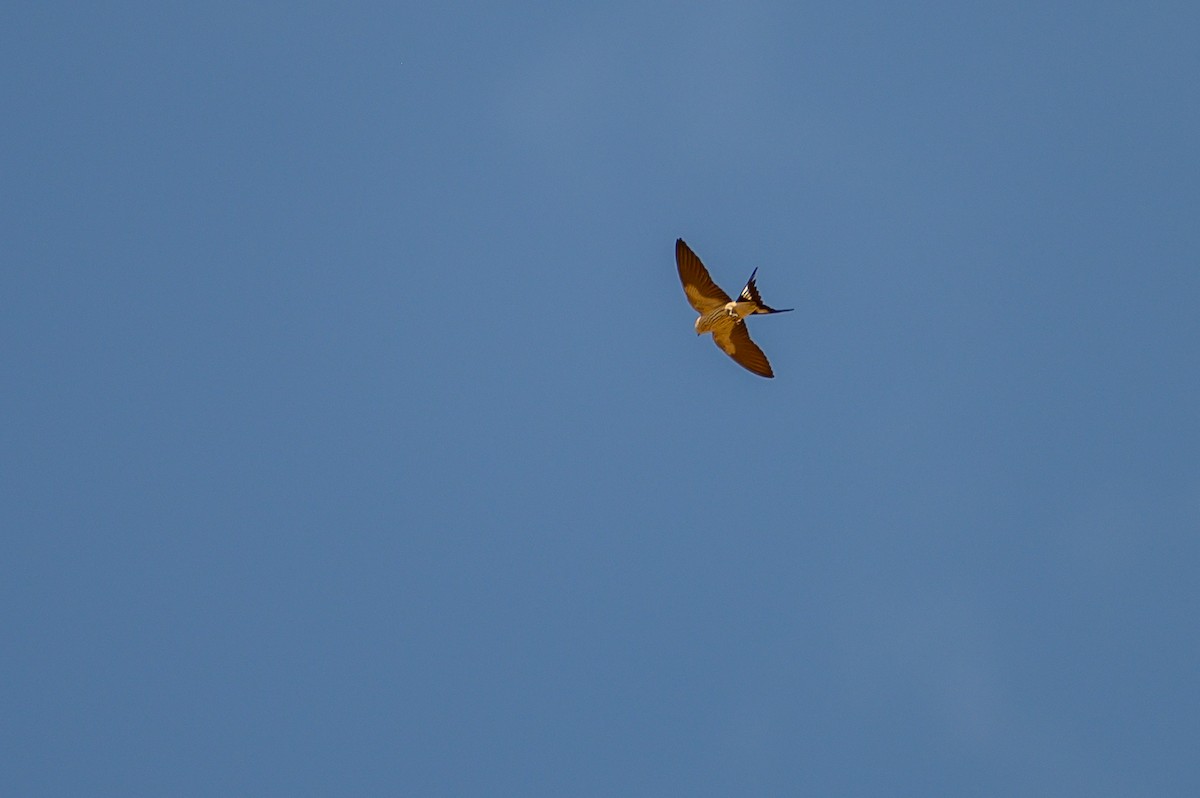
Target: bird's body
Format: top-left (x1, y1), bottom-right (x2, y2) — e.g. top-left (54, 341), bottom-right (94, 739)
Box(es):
top-left (675, 238), bottom-right (792, 378)
top-left (694, 300), bottom-right (759, 333)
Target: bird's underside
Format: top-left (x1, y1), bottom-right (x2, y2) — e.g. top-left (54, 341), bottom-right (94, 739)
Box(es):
top-left (675, 238), bottom-right (792, 378)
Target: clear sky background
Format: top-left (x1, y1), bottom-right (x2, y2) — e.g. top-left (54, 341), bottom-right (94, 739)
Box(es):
top-left (4, 2), bottom-right (1198, 795)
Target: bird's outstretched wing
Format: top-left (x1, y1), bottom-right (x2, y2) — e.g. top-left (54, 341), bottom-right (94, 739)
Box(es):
top-left (712, 319), bottom-right (774, 378)
top-left (676, 238), bottom-right (731, 313)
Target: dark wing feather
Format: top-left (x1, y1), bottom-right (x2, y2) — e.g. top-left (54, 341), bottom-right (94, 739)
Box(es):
top-left (712, 320), bottom-right (774, 378)
top-left (676, 239), bottom-right (731, 313)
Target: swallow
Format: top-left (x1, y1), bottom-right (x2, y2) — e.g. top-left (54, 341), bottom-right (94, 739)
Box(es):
top-left (675, 238), bottom-right (793, 378)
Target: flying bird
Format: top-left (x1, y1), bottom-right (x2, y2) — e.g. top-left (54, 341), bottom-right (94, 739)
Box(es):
top-left (675, 238), bottom-right (792, 378)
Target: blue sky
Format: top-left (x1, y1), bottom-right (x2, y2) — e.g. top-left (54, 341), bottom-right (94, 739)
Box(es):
top-left (4, 2), bottom-right (1198, 795)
